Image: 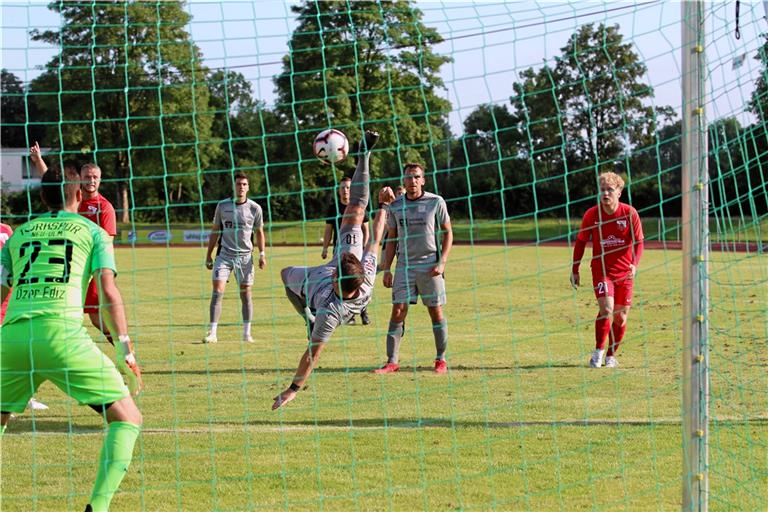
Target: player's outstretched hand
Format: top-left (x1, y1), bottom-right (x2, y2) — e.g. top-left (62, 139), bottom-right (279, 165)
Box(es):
top-left (430, 262), bottom-right (445, 277)
top-left (383, 270), bottom-right (394, 288)
top-left (205, 258), bottom-right (213, 270)
top-left (29, 141), bottom-right (42, 162)
top-left (570, 272), bottom-right (580, 289)
top-left (321, 248), bottom-right (328, 259)
top-left (378, 186), bottom-right (394, 206)
top-left (259, 254), bottom-right (267, 269)
top-left (629, 264), bottom-right (637, 280)
top-left (116, 337), bottom-right (144, 397)
top-left (272, 388), bottom-right (298, 410)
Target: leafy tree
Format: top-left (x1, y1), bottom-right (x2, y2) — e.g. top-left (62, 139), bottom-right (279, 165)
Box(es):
top-left (204, 69), bottom-right (291, 220)
top-left (445, 104), bottom-right (521, 218)
top-left (1, 70), bottom-right (27, 148)
top-left (498, 23), bottom-right (674, 216)
top-left (273, 0), bottom-right (452, 206)
top-left (30, 1), bottom-right (216, 222)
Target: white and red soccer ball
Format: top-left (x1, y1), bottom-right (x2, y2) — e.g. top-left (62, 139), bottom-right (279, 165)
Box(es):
top-left (313, 128), bottom-right (349, 164)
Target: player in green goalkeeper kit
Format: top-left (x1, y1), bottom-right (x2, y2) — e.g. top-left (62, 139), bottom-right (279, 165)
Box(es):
top-left (0, 167), bottom-right (143, 512)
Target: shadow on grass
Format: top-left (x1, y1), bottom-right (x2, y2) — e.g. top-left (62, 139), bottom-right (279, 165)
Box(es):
top-left (141, 363), bottom-right (582, 376)
top-left (236, 416), bottom-right (768, 429)
top-left (3, 417), bottom-right (103, 434)
top-left (7, 416), bottom-right (767, 434)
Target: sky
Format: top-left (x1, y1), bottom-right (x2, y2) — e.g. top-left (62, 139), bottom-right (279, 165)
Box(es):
top-left (2, 1), bottom-right (767, 135)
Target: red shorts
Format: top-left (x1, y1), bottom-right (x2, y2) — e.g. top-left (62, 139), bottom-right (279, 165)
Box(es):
top-left (83, 279), bottom-right (100, 314)
top-left (592, 274), bottom-right (634, 307)
top-left (0, 293), bottom-right (9, 324)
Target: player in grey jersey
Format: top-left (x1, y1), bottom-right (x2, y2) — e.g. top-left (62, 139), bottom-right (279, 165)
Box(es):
top-left (273, 131), bottom-right (386, 410)
top-left (375, 162), bottom-right (453, 374)
top-left (203, 172), bottom-right (266, 343)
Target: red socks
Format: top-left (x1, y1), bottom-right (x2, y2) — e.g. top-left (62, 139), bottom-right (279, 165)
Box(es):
top-left (595, 317), bottom-right (611, 350)
top-left (607, 320), bottom-right (627, 356)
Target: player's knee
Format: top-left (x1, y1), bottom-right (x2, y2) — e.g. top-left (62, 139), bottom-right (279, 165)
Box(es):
top-left (427, 306), bottom-right (443, 322)
top-left (129, 408), bottom-right (143, 427)
top-left (598, 305), bottom-right (613, 318)
top-left (391, 305), bottom-right (407, 322)
top-left (614, 310), bottom-right (628, 326)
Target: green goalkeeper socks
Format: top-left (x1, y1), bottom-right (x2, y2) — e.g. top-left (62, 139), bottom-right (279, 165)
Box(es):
top-left (89, 421), bottom-right (140, 512)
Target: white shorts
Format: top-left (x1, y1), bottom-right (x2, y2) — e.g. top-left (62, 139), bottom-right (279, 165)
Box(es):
top-left (213, 253), bottom-right (254, 286)
top-left (393, 266), bottom-right (446, 307)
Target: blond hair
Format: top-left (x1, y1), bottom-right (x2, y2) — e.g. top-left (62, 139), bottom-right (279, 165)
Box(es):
top-left (80, 162), bottom-right (101, 175)
top-left (599, 172), bottom-right (625, 190)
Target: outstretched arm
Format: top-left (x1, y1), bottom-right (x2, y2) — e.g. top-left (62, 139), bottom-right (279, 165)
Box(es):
top-left (321, 224), bottom-right (333, 259)
top-left (96, 268), bottom-right (143, 396)
top-left (365, 187), bottom-right (395, 255)
top-left (29, 141), bottom-right (48, 176)
top-left (271, 340), bottom-right (327, 410)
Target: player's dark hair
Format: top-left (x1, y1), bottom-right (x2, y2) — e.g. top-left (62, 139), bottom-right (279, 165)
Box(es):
top-left (403, 163), bottom-right (424, 175)
top-left (339, 177), bottom-right (352, 183)
top-left (338, 252), bottom-right (365, 296)
top-left (234, 172), bottom-right (248, 183)
top-left (40, 167), bottom-right (81, 210)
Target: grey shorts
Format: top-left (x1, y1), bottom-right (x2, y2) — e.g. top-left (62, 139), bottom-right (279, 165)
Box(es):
top-left (393, 267), bottom-right (446, 307)
top-left (283, 265), bottom-right (310, 298)
top-left (334, 224), bottom-right (363, 260)
top-left (213, 253), bottom-right (254, 286)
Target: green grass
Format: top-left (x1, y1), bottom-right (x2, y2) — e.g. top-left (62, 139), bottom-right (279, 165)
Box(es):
top-left (2, 246), bottom-right (766, 511)
top-left (116, 216), bottom-right (768, 245)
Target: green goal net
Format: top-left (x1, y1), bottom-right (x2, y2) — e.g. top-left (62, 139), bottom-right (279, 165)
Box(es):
top-left (0, 1), bottom-right (765, 511)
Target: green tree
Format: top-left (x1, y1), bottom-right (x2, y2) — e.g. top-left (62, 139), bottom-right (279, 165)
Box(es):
top-left (502, 23), bottom-right (671, 216)
top-left (273, 0), bottom-right (452, 202)
top-left (30, 1), bottom-right (216, 222)
top-left (204, 69), bottom-right (290, 220)
top-left (446, 103), bottom-right (521, 218)
top-left (1, 70), bottom-right (27, 148)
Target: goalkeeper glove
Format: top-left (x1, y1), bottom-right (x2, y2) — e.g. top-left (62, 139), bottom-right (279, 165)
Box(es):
top-left (116, 335), bottom-right (144, 397)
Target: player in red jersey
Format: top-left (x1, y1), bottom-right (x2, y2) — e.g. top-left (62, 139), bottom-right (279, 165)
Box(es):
top-left (570, 172), bottom-right (644, 368)
top-left (30, 142), bottom-right (117, 345)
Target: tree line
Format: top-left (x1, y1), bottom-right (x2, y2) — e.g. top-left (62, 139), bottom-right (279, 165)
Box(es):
top-left (2, 1), bottom-right (766, 224)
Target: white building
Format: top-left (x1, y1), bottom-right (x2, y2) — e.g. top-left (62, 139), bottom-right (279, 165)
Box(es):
top-left (1, 147), bottom-right (46, 194)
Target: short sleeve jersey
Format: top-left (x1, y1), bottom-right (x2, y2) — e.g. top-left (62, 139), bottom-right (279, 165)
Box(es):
top-left (213, 199), bottom-right (263, 257)
top-left (386, 191), bottom-right (450, 266)
top-left (79, 193), bottom-right (117, 236)
top-left (305, 251), bottom-right (378, 343)
top-left (325, 200), bottom-right (368, 247)
top-left (0, 211), bottom-right (116, 325)
top-left (576, 203), bottom-right (644, 279)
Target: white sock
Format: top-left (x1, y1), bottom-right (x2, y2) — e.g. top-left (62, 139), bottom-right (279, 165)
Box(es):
top-left (209, 323), bottom-right (218, 336)
top-left (243, 322), bottom-right (251, 337)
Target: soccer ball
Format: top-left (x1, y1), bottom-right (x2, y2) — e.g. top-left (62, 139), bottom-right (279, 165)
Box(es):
top-left (313, 129), bottom-right (349, 164)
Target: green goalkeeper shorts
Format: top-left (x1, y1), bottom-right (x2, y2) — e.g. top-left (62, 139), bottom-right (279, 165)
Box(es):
top-left (1, 318), bottom-right (129, 413)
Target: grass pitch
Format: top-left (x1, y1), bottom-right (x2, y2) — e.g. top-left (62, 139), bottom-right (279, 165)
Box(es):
top-left (2, 245), bottom-right (766, 511)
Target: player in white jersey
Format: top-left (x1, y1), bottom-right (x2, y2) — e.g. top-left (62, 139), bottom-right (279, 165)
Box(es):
top-left (273, 131), bottom-right (388, 410)
top-left (203, 172), bottom-right (266, 343)
top-left (375, 163), bottom-right (453, 374)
